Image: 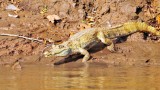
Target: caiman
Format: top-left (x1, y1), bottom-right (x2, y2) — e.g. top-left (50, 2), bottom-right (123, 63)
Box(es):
top-left (44, 22), bottom-right (160, 62)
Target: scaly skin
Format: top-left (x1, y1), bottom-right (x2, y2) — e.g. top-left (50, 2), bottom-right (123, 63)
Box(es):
top-left (44, 22), bottom-right (160, 62)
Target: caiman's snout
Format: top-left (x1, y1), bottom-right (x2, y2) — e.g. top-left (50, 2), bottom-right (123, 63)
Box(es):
top-left (44, 51), bottom-right (53, 57)
top-left (43, 43), bottom-right (71, 57)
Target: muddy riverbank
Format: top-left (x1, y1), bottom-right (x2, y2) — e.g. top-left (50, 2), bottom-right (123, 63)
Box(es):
top-left (0, 0), bottom-right (160, 68)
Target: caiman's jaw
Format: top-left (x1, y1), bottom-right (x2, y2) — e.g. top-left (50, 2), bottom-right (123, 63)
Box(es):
top-left (44, 44), bottom-right (71, 57)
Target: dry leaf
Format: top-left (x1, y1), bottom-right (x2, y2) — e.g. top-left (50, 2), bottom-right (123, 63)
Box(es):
top-left (40, 6), bottom-right (48, 14)
top-left (47, 15), bottom-right (61, 24)
top-left (86, 16), bottom-right (95, 26)
top-left (8, 13), bottom-right (19, 18)
top-left (156, 14), bottom-right (160, 24)
top-left (79, 23), bottom-right (91, 30)
top-left (69, 31), bottom-right (75, 36)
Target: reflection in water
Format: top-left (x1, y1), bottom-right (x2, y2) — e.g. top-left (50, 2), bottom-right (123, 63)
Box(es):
top-left (0, 64), bottom-right (160, 90)
top-left (44, 65), bottom-right (90, 89)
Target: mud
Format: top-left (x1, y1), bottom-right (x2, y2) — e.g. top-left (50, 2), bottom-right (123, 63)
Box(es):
top-left (0, 0), bottom-right (160, 68)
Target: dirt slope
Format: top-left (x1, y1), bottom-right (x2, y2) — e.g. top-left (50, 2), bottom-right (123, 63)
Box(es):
top-left (0, 0), bottom-right (160, 67)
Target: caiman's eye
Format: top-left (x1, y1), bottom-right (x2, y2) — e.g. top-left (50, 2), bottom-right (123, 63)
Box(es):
top-left (59, 45), bottom-right (64, 48)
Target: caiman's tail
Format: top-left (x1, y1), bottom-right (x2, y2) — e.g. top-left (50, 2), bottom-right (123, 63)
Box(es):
top-left (122, 22), bottom-right (160, 36)
top-left (103, 22), bottom-right (160, 38)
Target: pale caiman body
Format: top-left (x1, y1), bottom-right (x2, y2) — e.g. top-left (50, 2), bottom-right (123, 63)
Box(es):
top-left (44, 22), bottom-right (160, 62)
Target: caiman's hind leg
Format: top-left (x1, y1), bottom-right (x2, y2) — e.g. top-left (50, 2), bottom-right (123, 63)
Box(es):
top-left (78, 47), bottom-right (90, 62)
top-left (97, 31), bottom-right (115, 52)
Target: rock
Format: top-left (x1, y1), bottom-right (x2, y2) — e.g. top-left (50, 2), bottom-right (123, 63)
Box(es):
top-left (78, 9), bottom-right (85, 18)
top-left (119, 3), bottom-right (136, 14)
top-left (6, 4), bottom-right (20, 11)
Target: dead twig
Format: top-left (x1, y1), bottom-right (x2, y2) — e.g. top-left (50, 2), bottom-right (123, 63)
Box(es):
top-left (0, 33), bottom-right (44, 43)
top-left (0, 33), bottom-right (54, 62)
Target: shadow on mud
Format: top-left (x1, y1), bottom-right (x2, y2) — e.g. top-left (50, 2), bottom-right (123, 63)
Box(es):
top-left (54, 43), bottom-right (107, 65)
top-left (53, 37), bottom-right (127, 65)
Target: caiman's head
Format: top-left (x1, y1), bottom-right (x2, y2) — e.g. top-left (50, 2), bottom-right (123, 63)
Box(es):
top-left (44, 43), bottom-right (71, 57)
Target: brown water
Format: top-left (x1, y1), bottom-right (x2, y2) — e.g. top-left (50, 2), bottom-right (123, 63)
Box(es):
top-left (0, 63), bottom-right (160, 90)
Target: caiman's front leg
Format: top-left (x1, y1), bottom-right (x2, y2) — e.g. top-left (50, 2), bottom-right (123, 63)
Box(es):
top-left (97, 31), bottom-right (115, 52)
top-left (105, 38), bottom-right (115, 52)
top-left (78, 47), bottom-right (90, 62)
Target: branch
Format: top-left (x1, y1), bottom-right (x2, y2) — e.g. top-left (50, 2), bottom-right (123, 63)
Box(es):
top-left (0, 33), bottom-right (44, 43)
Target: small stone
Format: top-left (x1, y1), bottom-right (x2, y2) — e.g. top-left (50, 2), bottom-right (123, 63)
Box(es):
top-left (99, 4), bottom-right (110, 15)
top-left (8, 13), bottom-right (19, 18)
top-left (10, 23), bottom-right (16, 27)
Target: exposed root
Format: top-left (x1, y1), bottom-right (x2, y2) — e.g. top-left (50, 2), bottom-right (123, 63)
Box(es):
top-left (0, 33), bottom-right (44, 43)
top-left (0, 33), bottom-right (56, 62)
